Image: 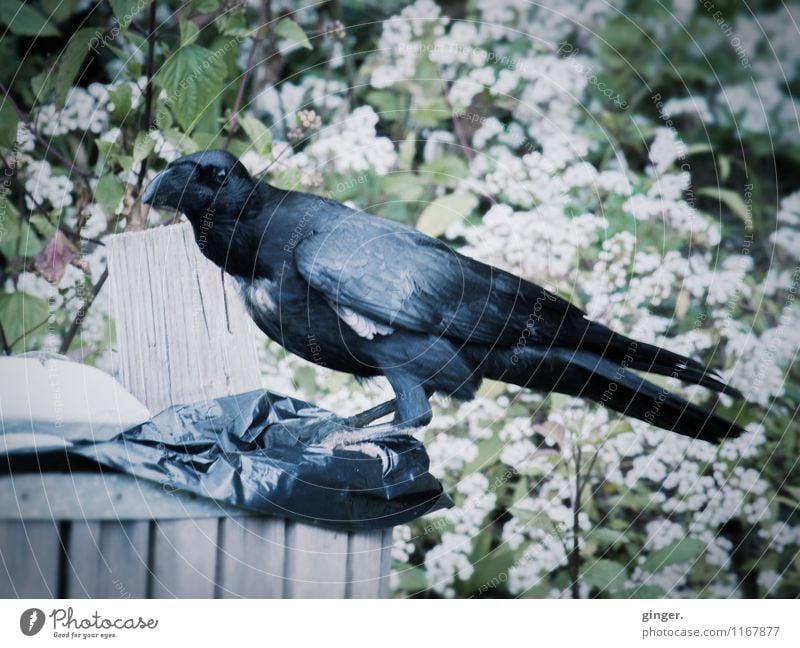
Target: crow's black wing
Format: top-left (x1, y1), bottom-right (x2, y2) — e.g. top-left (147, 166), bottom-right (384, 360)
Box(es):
top-left (293, 206), bottom-right (586, 346)
top-left (293, 204), bottom-right (740, 396)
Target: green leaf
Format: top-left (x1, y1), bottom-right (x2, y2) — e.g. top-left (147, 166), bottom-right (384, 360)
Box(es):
top-left (29, 214), bottom-right (56, 239)
top-left (108, 83), bottom-right (133, 122)
top-left (109, 0), bottom-right (154, 29)
top-left (192, 0), bottom-right (220, 11)
top-left (226, 139), bottom-right (249, 159)
top-left (154, 103), bottom-right (173, 130)
top-left (581, 559), bottom-right (628, 593)
top-left (180, 17), bottom-right (200, 46)
top-left (644, 538), bottom-right (706, 572)
top-left (382, 174), bottom-right (426, 202)
top-left (399, 131), bottom-right (417, 170)
top-left (477, 378), bottom-right (506, 399)
top-left (365, 90), bottom-right (407, 119)
top-left (0, 291), bottom-right (50, 351)
top-left (412, 97), bottom-right (449, 127)
top-left (216, 10), bottom-right (250, 37)
top-left (41, 0), bottom-right (82, 22)
top-left (466, 545), bottom-right (516, 594)
top-left (463, 433), bottom-right (505, 475)
top-left (132, 131), bottom-right (154, 167)
top-left (586, 528), bottom-right (631, 548)
top-left (393, 563), bottom-right (427, 593)
top-left (96, 138), bottom-right (121, 161)
top-left (163, 127), bottom-right (195, 153)
top-left (0, 100), bottom-right (18, 148)
top-left (116, 155), bottom-right (134, 174)
top-left (615, 585), bottom-right (667, 599)
top-left (191, 131), bottom-right (225, 151)
top-left (416, 192), bottom-right (477, 237)
top-left (107, 42), bottom-right (141, 78)
top-left (270, 167), bottom-right (303, 192)
top-left (0, 198), bottom-right (42, 258)
top-left (697, 187), bottom-right (751, 222)
top-left (94, 174), bottom-right (124, 213)
top-left (274, 18), bottom-right (312, 50)
top-left (719, 155), bottom-right (731, 182)
top-left (686, 143), bottom-right (714, 156)
top-left (31, 72), bottom-right (54, 105)
top-left (156, 44), bottom-right (228, 133)
top-left (418, 155), bottom-right (469, 188)
top-left (210, 34), bottom-right (242, 78)
top-left (783, 485), bottom-right (800, 506)
top-left (0, 0), bottom-right (60, 37)
top-left (237, 115), bottom-right (272, 156)
top-left (54, 28), bottom-right (96, 108)
top-left (15, 221), bottom-right (41, 257)
top-left (373, 201), bottom-right (408, 223)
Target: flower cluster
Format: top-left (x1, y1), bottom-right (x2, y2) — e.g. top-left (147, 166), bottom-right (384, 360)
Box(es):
top-left (2, 0), bottom-right (797, 600)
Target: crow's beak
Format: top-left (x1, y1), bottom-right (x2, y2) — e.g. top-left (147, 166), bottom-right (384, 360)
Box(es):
top-left (141, 168), bottom-right (170, 206)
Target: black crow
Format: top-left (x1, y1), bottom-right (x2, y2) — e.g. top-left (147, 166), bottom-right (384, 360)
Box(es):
top-left (142, 150), bottom-right (745, 443)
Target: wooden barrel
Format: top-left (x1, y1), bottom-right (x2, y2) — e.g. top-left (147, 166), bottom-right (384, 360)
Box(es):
top-left (0, 223), bottom-right (393, 598)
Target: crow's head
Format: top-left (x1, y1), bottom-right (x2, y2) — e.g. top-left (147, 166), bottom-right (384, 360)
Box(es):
top-left (142, 149), bottom-right (256, 221)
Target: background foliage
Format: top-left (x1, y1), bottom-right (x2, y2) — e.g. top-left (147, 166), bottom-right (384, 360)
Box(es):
top-left (1, 0), bottom-right (798, 597)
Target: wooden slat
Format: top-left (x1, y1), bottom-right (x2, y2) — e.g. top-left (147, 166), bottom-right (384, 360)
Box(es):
top-left (379, 528), bottom-right (393, 598)
top-left (0, 520), bottom-right (62, 597)
top-left (107, 222), bottom-right (263, 413)
top-left (345, 530), bottom-right (388, 598)
top-left (65, 520), bottom-right (149, 598)
top-left (284, 522), bottom-right (349, 598)
top-left (149, 519), bottom-right (219, 598)
top-left (0, 474), bottom-right (253, 521)
top-left (344, 528), bottom-right (394, 598)
top-left (217, 517), bottom-right (286, 598)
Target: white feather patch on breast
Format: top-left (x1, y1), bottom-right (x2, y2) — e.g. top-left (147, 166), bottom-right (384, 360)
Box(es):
top-left (232, 276), bottom-right (278, 315)
top-left (331, 303), bottom-right (394, 340)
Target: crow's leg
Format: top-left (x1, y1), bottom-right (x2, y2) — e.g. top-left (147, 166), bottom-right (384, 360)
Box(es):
top-left (321, 377), bottom-right (428, 452)
top-left (343, 399), bottom-right (397, 427)
top-left (386, 372), bottom-right (432, 428)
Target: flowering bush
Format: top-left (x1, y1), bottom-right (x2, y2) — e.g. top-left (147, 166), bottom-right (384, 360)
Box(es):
top-left (1, 0), bottom-right (798, 597)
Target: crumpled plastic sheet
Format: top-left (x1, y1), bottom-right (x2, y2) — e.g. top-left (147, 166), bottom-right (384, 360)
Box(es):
top-left (1, 389), bottom-right (452, 531)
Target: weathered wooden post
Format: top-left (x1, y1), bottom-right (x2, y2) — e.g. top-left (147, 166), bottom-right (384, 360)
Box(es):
top-left (0, 222), bottom-right (392, 598)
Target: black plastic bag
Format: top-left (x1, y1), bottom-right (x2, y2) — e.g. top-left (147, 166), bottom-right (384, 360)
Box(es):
top-left (2, 389), bottom-right (451, 531)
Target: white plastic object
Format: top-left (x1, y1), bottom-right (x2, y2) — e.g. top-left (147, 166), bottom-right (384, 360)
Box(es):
top-left (0, 354), bottom-right (151, 442)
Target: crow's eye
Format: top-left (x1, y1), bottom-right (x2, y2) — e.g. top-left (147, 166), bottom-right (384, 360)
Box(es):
top-left (198, 165), bottom-right (228, 186)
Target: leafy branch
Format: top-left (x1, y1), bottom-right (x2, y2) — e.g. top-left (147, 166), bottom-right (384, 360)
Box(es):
top-left (0, 81), bottom-right (96, 182)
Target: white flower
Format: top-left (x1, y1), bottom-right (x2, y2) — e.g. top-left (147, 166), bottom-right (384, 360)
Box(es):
top-left (647, 127), bottom-right (687, 174)
top-left (15, 123), bottom-right (35, 152)
top-left (648, 171), bottom-right (690, 201)
top-left (150, 130), bottom-right (183, 163)
top-left (623, 194), bottom-right (665, 221)
top-left (662, 96), bottom-right (713, 123)
top-left (24, 160), bottom-right (74, 211)
top-left (307, 106), bottom-right (397, 175)
top-left (425, 532), bottom-right (474, 593)
top-left (423, 130), bottom-right (456, 162)
top-left (777, 190), bottom-right (800, 225)
top-left (254, 77), bottom-right (346, 128)
top-left (597, 170), bottom-right (632, 195)
top-left (563, 162), bottom-right (598, 189)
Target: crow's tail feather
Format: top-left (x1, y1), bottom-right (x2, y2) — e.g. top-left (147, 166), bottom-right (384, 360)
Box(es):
top-left (484, 346), bottom-right (743, 444)
top-left (569, 323), bottom-right (744, 399)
